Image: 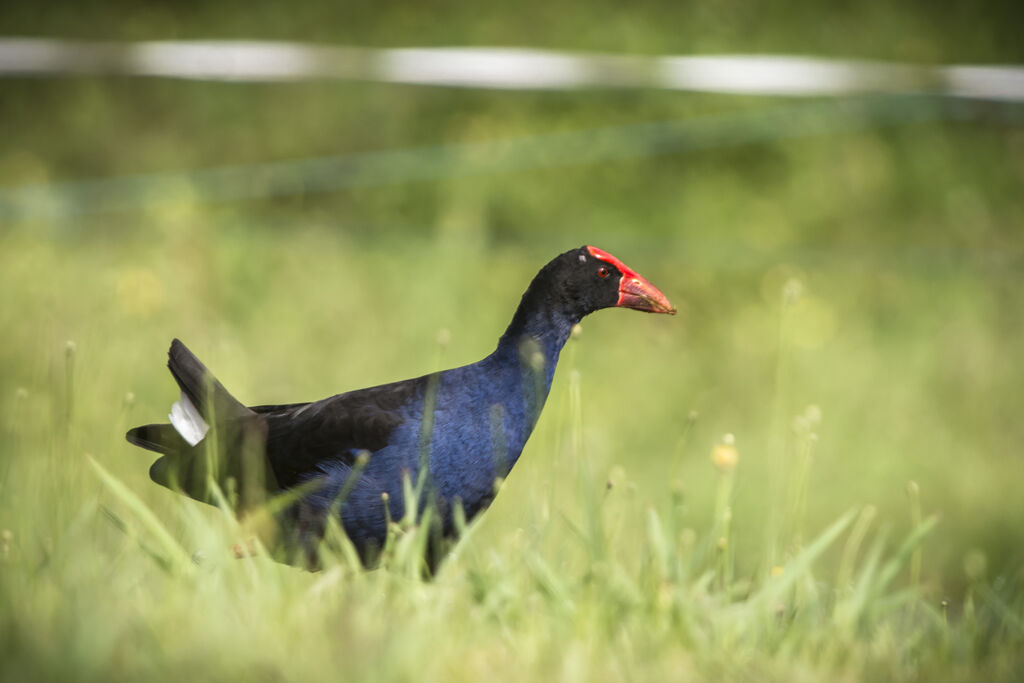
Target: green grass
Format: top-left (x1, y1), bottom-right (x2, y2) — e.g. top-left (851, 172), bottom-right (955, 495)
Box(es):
top-left (2, 2), bottom-right (1023, 673)
top-left (1, 219), bottom-right (1023, 681)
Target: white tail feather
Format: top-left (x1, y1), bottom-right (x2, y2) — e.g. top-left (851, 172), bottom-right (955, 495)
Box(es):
top-left (169, 391), bottom-right (209, 446)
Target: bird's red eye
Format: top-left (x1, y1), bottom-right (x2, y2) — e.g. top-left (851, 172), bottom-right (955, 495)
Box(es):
top-left (597, 267), bottom-right (610, 279)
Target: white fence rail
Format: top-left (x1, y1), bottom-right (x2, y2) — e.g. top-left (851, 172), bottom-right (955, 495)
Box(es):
top-left (2, 38), bottom-right (1023, 100)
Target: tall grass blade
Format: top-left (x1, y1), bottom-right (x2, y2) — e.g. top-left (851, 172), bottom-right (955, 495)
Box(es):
top-left (872, 515), bottom-right (939, 598)
top-left (88, 455), bottom-right (193, 575)
top-left (747, 508), bottom-right (857, 612)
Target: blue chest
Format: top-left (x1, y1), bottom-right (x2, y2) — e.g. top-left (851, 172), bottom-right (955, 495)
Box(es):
top-left (318, 341), bottom-right (560, 546)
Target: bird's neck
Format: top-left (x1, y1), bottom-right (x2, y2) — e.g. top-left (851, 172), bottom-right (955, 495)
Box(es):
top-left (494, 294), bottom-right (579, 396)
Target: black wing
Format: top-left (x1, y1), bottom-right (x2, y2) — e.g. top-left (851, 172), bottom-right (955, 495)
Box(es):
top-left (253, 375), bottom-right (429, 489)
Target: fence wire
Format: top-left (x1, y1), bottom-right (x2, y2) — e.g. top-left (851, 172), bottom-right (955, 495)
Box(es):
top-left (1, 39), bottom-right (1023, 220)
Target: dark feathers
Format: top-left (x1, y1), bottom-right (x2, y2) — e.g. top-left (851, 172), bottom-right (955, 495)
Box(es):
top-left (125, 246), bottom-right (673, 569)
top-left (124, 423), bottom-right (180, 455)
top-left (167, 338), bottom-right (251, 421)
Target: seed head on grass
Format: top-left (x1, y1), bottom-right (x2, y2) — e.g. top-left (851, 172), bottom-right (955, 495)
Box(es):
top-left (710, 434), bottom-right (738, 588)
top-left (63, 340), bottom-right (76, 429)
top-left (782, 277), bottom-right (803, 305)
top-left (791, 404), bottom-right (822, 437)
top-left (381, 491), bottom-right (392, 525)
top-left (906, 480), bottom-right (923, 589)
top-left (606, 465), bottom-right (626, 491)
top-left (529, 351), bottom-right (545, 373)
top-left (710, 433), bottom-right (738, 473)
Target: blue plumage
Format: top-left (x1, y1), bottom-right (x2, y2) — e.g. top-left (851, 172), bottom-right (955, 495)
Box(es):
top-left (126, 245), bottom-right (675, 568)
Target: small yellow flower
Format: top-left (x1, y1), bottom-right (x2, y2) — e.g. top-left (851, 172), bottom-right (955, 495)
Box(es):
top-left (770, 565), bottom-right (784, 577)
top-left (710, 433), bottom-right (738, 473)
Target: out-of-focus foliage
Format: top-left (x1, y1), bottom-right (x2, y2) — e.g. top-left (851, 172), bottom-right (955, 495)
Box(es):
top-left (1, 1), bottom-right (1023, 681)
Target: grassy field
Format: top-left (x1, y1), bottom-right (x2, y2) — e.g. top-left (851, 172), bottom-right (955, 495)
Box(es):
top-left (2, 212), bottom-right (1023, 681)
top-left (2, 1), bottom-right (1024, 680)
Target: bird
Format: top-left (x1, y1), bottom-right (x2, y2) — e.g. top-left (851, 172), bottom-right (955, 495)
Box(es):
top-left (126, 245), bottom-right (675, 570)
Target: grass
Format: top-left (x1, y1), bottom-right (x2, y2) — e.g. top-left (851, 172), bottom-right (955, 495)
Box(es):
top-left (1, 221), bottom-right (1023, 681)
top-left (1, 3), bottom-right (1023, 669)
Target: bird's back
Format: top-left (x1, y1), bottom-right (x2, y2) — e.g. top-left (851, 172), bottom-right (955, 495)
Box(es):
top-left (253, 374), bottom-right (429, 491)
top-left (257, 352), bottom-right (538, 533)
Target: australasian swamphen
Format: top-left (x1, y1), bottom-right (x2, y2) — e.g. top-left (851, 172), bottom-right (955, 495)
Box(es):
top-left (126, 245), bottom-right (675, 569)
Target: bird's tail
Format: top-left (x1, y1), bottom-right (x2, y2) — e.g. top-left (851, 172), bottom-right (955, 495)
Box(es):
top-left (167, 338), bottom-right (252, 426)
top-left (125, 422), bottom-right (182, 455)
top-left (126, 339), bottom-right (253, 453)
top-left (126, 339), bottom-right (272, 510)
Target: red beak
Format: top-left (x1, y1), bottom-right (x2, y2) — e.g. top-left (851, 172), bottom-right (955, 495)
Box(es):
top-left (617, 273), bottom-right (676, 314)
top-left (586, 246), bottom-right (676, 315)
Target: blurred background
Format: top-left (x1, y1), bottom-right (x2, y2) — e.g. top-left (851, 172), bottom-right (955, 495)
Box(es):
top-left (1, 0), bottom-right (1022, 602)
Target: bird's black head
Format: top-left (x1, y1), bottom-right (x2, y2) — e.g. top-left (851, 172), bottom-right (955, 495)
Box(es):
top-left (537, 245), bottom-right (676, 319)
